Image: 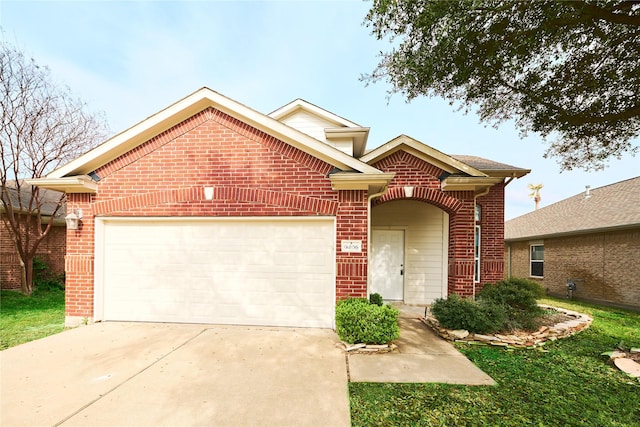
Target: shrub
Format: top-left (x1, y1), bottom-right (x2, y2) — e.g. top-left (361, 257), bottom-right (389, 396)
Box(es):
top-left (335, 298), bottom-right (400, 344)
top-left (478, 278), bottom-right (544, 331)
top-left (431, 294), bottom-right (506, 334)
top-left (33, 258), bottom-right (65, 291)
top-left (369, 292), bottom-right (383, 306)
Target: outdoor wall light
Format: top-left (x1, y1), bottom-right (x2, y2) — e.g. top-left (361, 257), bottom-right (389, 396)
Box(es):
top-left (403, 186), bottom-right (414, 198)
top-left (204, 187), bottom-right (214, 201)
top-left (65, 209), bottom-right (83, 230)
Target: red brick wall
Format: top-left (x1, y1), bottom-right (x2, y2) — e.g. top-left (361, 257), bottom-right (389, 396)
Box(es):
top-left (371, 150), bottom-right (505, 298)
top-left (65, 107), bottom-right (369, 318)
top-left (1, 214), bottom-right (66, 290)
top-left (477, 183), bottom-right (505, 285)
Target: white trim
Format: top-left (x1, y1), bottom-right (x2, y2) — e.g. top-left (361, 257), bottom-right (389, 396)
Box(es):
top-left (441, 211), bottom-right (449, 299)
top-left (361, 135), bottom-right (487, 177)
top-left (474, 225), bottom-right (481, 283)
top-left (529, 243), bottom-right (545, 278)
top-left (269, 98), bottom-right (361, 128)
top-left (48, 88), bottom-right (382, 179)
top-left (94, 216), bottom-right (337, 326)
top-left (25, 175), bottom-right (97, 193)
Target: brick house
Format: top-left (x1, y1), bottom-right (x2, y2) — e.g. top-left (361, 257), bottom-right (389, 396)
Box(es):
top-left (1, 183), bottom-right (66, 290)
top-left (29, 88), bottom-right (529, 327)
top-left (505, 177), bottom-right (640, 311)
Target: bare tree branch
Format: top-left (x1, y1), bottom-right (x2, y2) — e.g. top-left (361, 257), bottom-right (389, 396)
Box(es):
top-left (0, 40), bottom-right (108, 294)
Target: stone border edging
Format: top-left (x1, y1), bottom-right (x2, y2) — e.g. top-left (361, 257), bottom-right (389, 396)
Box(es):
top-left (422, 304), bottom-right (593, 349)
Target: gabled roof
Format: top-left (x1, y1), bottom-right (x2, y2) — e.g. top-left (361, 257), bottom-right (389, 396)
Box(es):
top-left (269, 98), bottom-right (370, 157)
top-left (361, 135), bottom-right (488, 176)
top-left (269, 98), bottom-right (362, 128)
top-left (360, 135), bottom-right (529, 193)
top-left (45, 87), bottom-right (382, 181)
top-left (505, 176), bottom-right (640, 241)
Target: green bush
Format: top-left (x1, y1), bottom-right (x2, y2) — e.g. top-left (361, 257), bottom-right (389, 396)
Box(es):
top-left (478, 278), bottom-right (544, 331)
top-left (369, 292), bottom-right (383, 306)
top-left (335, 298), bottom-right (400, 344)
top-left (431, 294), bottom-right (506, 334)
top-left (33, 257), bottom-right (65, 291)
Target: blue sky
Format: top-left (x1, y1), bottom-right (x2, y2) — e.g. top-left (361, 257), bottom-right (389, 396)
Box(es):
top-left (2, 0), bottom-right (638, 219)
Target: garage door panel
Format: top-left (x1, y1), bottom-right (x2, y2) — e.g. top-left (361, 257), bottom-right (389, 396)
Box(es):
top-left (100, 218), bottom-right (335, 327)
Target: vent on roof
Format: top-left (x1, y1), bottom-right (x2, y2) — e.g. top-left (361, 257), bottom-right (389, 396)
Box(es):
top-left (584, 185), bottom-right (591, 200)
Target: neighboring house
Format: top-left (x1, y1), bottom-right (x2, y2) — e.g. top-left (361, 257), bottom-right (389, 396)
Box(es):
top-left (0, 183), bottom-right (66, 290)
top-left (29, 88), bottom-right (529, 327)
top-left (505, 177), bottom-right (640, 311)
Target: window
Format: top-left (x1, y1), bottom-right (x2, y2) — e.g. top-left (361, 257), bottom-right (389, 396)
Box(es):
top-left (474, 225), bottom-right (481, 283)
top-left (530, 244), bottom-right (544, 277)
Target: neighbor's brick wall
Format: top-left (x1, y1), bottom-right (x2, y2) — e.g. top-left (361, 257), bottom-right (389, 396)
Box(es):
top-left (505, 228), bottom-right (640, 310)
top-left (65, 107), bottom-right (369, 318)
top-left (371, 150), bottom-right (498, 298)
top-left (1, 214), bottom-right (66, 290)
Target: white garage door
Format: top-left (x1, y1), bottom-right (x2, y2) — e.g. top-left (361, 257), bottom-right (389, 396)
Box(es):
top-left (96, 218), bottom-right (335, 328)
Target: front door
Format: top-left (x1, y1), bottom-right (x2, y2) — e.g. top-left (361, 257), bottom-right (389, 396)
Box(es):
top-left (370, 229), bottom-right (404, 300)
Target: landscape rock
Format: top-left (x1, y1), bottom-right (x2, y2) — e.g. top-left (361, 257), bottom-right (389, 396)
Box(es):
top-left (614, 358), bottom-right (640, 378)
top-left (449, 329), bottom-right (469, 339)
top-left (422, 305), bottom-right (592, 349)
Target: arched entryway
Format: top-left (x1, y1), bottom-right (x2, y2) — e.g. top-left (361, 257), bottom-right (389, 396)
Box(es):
top-left (370, 200), bottom-right (449, 304)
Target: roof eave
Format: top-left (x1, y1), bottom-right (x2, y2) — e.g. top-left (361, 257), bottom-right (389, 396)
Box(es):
top-left (361, 135), bottom-right (488, 177)
top-left (329, 172), bottom-right (395, 193)
top-left (441, 176), bottom-right (505, 192)
top-left (25, 176), bottom-right (97, 194)
top-left (505, 223), bottom-right (640, 242)
top-left (47, 88), bottom-right (381, 179)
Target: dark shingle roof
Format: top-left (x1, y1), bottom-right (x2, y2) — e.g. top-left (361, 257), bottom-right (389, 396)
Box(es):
top-left (505, 176), bottom-right (640, 240)
top-left (1, 181), bottom-right (65, 219)
top-left (449, 155), bottom-right (529, 173)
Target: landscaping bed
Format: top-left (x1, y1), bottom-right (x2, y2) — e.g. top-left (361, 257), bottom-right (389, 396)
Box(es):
top-left (424, 304), bottom-right (593, 349)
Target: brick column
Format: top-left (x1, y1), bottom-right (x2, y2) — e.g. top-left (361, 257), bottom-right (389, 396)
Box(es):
top-left (448, 193), bottom-right (475, 297)
top-left (64, 193), bottom-right (95, 326)
top-left (335, 190), bottom-right (368, 300)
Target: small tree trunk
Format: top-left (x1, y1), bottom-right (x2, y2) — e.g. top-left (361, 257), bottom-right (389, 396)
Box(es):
top-left (19, 255), bottom-right (34, 295)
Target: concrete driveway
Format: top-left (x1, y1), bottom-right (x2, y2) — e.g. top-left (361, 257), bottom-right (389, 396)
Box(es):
top-left (1, 322), bottom-right (350, 427)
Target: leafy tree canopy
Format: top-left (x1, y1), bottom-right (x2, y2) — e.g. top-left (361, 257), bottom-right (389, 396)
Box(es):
top-left (364, 0), bottom-right (640, 171)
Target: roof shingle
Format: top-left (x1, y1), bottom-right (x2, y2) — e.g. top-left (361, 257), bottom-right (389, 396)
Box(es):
top-left (505, 176), bottom-right (640, 240)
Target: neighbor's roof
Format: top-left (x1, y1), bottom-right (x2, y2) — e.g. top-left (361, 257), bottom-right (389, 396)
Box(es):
top-left (1, 181), bottom-right (66, 219)
top-left (505, 176), bottom-right (640, 240)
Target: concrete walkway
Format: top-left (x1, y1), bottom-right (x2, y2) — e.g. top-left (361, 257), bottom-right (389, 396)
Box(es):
top-left (1, 323), bottom-right (350, 427)
top-left (348, 305), bottom-right (495, 385)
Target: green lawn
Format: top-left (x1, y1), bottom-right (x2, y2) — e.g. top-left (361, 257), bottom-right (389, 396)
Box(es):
top-left (350, 297), bottom-right (640, 426)
top-left (0, 289), bottom-right (65, 350)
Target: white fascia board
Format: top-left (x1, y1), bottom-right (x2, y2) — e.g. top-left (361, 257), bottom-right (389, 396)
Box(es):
top-left (26, 175), bottom-right (97, 193)
top-left (48, 88), bottom-right (381, 178)
top-left (441, 176), bottom-right (503, 192)
top-left (269, 99), bottom-right (361, 128)
top-left (329, 172), bottom-right (395, 191)
top-left (361, 135), bottom-right (488, 177)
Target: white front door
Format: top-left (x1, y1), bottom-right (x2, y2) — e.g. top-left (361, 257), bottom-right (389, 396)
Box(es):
top-left (370, 229), bottom-right (404, 300)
